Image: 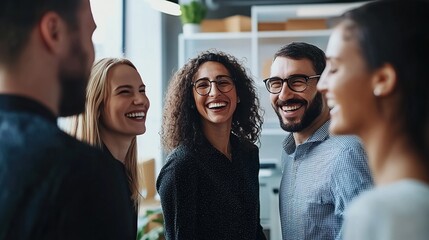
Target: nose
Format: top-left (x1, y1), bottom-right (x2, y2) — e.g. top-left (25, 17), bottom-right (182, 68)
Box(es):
top-left (277, 82), bottom-right (294, 101)
top-left (133, 92), bottom-right (148, 106)
top-left (208, 81), bottom-right (221, 96)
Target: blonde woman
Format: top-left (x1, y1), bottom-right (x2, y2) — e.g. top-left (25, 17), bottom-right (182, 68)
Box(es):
top-left (70, 57), bottom-right (150, 239)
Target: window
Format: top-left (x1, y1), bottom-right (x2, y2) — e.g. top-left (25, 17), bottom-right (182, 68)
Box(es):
top-left (90, 0), bottom-right (124, 59)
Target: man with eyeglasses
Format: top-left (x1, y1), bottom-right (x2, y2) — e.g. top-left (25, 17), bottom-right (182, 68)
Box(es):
top-left (265, 42), bottom-right (373, 240)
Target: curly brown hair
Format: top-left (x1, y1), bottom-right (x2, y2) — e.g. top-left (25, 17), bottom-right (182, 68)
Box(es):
top-left (161, 50), bottom-right (263, 152)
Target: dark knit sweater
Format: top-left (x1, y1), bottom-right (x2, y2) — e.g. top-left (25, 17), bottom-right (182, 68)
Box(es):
top-left (102, 146), bottom-right (137, 240)
top-left (156, 135), bottom-right (266, 240)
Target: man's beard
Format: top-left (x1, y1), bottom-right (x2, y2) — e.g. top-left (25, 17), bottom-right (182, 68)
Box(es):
top-left (275, 92), bottom-right (323, 132)
top-left (58, 38), bottom-right (91, 117)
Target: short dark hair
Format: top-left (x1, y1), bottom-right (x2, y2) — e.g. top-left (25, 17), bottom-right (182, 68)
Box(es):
top-left (161, 50), bottom-right (263, 152)
top-left (0, 0), bottom-right (82, 65)
top-left (342, 0), bottom-right (429, 159)
top-left (273, 42), bottom-right (326, 75)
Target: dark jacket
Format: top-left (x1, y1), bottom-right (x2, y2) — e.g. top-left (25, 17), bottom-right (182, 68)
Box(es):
top-left (0, 95), bottom-right (134, 240)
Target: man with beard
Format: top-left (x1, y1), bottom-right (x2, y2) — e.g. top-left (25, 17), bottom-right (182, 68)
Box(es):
top-left (264, 42), bottom-right (373, 240)
top-left (0, 0), bottom-right (133, 239)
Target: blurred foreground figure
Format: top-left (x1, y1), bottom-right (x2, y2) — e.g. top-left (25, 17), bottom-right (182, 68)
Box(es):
top-left (318, 1), bottom-right (429, 239)
top-left (0, 0), bottom-right (132, 239)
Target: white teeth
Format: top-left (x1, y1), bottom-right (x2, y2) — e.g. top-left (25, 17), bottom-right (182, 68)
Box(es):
top-left (126, 112), bottom-right (146, 118)
top-left (327, 99), bottom-right (336, 109)
top-left (281, 105), bottom-right (301, 111)
top-left (330, 106), bottom-right (339, 115)
top-left (208, 102), bottom-right (226, 109)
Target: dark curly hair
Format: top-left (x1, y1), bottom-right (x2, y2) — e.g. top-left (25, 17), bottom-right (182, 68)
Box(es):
top-left (161, 50), bottom-right (263, 152)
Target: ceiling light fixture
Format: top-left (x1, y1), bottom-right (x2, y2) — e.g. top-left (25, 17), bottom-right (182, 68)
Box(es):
top-left (146, 0), bottom-right (181, 16)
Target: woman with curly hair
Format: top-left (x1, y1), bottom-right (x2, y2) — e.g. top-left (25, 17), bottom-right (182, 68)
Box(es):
top-left (156, 50), bottom-right (266, 239)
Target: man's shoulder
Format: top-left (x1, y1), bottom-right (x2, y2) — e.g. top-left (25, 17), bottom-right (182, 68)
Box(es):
top-left (311, 134), bottom-right (368, 171)
top-left (54, 133), bottom-right (104, 162)
top-left (323, 134), bottom-right (364, 150)
top-left (3, 113), bottom-right (100, 149)
top-left (320, 135), bottom-right (367, 164)
top-left (34, 125), bottom-right (106, 168)
top-left (0, 114), bottom-right (107, 176)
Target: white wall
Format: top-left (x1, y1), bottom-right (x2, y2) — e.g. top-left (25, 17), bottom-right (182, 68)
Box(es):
top-left (91, 0), bottom-right (124, 59)
top-left (125, 0), bottom-right (163, 172)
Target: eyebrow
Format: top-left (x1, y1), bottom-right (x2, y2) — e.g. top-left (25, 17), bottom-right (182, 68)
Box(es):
top-left (114, 84), bottom-right (146, 91)
top-left (195, 75), bottom-right (231, 81)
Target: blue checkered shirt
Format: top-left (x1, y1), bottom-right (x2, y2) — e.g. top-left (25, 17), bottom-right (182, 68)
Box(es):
top-left (279, 120), bottom-right (373, 240)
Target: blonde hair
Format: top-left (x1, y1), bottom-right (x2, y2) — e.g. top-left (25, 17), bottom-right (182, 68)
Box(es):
top-left (70, 57), bottom-right (142, 208)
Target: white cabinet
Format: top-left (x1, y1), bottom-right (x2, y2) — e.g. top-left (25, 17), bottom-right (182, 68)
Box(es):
top-left (259, 169), bottom-right (282, 240)
top-left (178, 2), bottom-right (366, 239)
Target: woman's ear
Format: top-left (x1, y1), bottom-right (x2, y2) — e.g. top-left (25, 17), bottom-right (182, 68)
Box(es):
top-left (372, 63), bottom-right (397, 97)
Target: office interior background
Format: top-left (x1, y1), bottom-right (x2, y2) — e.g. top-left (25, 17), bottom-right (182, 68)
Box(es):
top-left (59, 0), bottom-right (370, 238)
top-left (80, 0), bottom-right (369, 172)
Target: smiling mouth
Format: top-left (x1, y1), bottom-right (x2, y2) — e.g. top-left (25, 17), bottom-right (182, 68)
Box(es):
top-left (281, 103), bottom-right (303, 112)
top-left (125, 112), bottom-right (146, 119)
top-left (207, 102), bottom-right (227, 109)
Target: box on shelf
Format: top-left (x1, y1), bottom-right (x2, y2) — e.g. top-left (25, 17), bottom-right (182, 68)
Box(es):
top-left (257, 18), bottom-right (328, 31)
top-left (201, 15), bottom-right (251, 32)
top-left (258, 22), bottom-right (286, 31)
top-left (285, 18), bottom-right (327, 30)
top-left (201, 19), bottom-right (225, 32)
top-left (224, 15), bottom-right (251, 32)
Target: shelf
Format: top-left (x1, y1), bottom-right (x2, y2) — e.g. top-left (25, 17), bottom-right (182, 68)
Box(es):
top-left (252, 2), bottom-right (368, 22)
top-left (256, 29), bottom-right (332, 38)
top-left (179, 32), bottom-right (251, 40)
top-left (179, 30), bottom-right (331, 40)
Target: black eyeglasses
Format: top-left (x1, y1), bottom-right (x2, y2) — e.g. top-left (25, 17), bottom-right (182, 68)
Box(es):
top-left (192, 76), bottom-right (235, 96)
top-left (263, 74), bottom-right (320, 94)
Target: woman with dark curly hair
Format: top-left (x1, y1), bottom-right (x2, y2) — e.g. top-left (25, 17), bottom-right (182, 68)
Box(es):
top-left (156, 50), bottom-right (266, 240)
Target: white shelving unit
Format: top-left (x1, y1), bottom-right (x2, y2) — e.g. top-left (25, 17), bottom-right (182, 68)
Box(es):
top-left (179, 1), bottom-right (367, 162)
top-left (178, 32), bottom-right (252, 67)
top-left (178, 2), bottom-right (367, 239)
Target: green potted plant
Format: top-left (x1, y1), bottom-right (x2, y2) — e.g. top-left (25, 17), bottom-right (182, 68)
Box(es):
top-left (180, 0), bottom-right (207, 34)
top-left (137, 208), bottom-right (164, 240)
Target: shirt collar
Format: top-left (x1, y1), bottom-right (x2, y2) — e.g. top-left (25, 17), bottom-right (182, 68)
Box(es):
top-left (282, 120), bottom-right (331, 154)
top-left (0, 94), bottom-right (56, 123)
